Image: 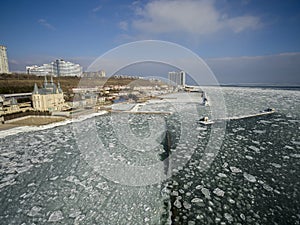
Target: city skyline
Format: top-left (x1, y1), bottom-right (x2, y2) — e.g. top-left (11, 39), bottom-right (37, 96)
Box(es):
top-left (1, 0), bottom-right (300, 84)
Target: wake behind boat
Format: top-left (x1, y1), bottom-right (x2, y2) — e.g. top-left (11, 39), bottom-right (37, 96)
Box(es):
top-left (201, 92), bottom-right (209, 106)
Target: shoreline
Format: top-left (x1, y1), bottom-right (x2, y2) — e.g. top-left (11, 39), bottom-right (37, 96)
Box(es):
top-left (0, 110), bottom-right (109, 139)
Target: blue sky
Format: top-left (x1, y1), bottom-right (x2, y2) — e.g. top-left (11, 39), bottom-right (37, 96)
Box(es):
top-left (1, 0), bottom-right (300, 84)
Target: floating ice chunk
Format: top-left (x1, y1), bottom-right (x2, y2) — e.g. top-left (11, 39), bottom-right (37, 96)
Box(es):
top-left (243, 172), bottom-right (256, 183)
top-left (27, 183), bottom-right (35, 187)
top-left (213, 188), bottom-right (225, 197)
top-left (201, 188), bottom-right (211, 199)
top-left (174, 199), bottom-right (182, 208)
top-left (228, 198), bottom-right (235, 204)
top-left (230, 166), bottom-right (242, 173)
top-left (28, 206), bottom-right (42, 217)
top-left (65, 176), bottom-right (75, 182)
top-left (191, 198), bottom-right (203, 203)
top-left (253, 130), bottom-right (266, 134)
top-left (195, 185), bottom-right (203, 190)
top-left (49, 176), bottom-right (59, 181)
top-left (108, 143), bottom-right (115, 148)
top-left (69, 210), bottom-right (81, 218)
top-left (217, 173), bottom-right (227, 178)
top-left (222, 162), bottom-right (228, 168)
top-left (284, 145), bottom-right (294, 150)
top-left (251, 140), bottom-right (260, 145)
top-left (291, 141), bottom-right (300, 145)
top-left (248, 146), bottom-right (260, 153)
top-left (48, 210), bottom-right (64, 222)
top-left (183, 201), bottom-right (192, 210)
top-left (290, 154), bottom-right (300, 158)
top-left (245, 155), bottom-right (253, 160)
top-left (240, 213), bottom-right (246, 221)
top-left (171, 191), bottom-right (179, 196)
top-left (0, 180), bottom-right (16, 189)
top-left (224, 213), bottom-right (233, 222)
top-left (263, 184), bottom-right (273, 192)
top-left (270, 163), bottom-right (282, 168)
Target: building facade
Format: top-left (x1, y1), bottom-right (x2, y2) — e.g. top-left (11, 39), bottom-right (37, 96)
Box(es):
top-left (27, 59), bottom-right (82, 77)
top-left (0, 45), bottom-right (9, 74)
top-left (32, 77), bottom-right (65, 111)
top-left (82, 70), bottom-right (106, 77)
top-left (168, 71), bottom-right (186, 86)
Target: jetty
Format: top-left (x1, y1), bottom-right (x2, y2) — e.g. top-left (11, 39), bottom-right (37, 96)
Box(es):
top-left (199, 108), bottom-right (275, 125)
top-left (222, 109), bottom-right (275, 121)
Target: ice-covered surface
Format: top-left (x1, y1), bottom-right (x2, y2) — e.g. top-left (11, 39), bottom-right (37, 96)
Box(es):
top-left (0, 87), bottom-right (300, 224)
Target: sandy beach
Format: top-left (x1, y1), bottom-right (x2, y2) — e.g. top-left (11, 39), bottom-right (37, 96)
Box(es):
top-left (0, 116), bottom-right (66, 131)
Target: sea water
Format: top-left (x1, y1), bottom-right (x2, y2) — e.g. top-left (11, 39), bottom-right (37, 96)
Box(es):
top-left (0, 87), bottom-right (299, 224)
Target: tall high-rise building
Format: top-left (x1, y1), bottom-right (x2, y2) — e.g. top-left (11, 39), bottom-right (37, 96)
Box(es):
top-left (0, 45), bottom-right (9, 74)
top-left (26, 59), bottom-right (82, 77)
top-left (168, 71), bottom-right (186, 87)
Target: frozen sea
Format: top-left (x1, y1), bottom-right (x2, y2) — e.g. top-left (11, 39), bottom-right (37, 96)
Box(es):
top-left (0, 87), bottom-right (299, 224)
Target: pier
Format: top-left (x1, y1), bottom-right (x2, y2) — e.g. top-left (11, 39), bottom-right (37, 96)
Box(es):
top-left (222, 110), bottom-right (275, 121)
top-left (200, 109), bottom-right (275, 125)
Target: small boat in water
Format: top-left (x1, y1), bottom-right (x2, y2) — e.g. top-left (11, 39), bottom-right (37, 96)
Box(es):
top-left (260, 108), bottom-right (275, 113)
top-left (199, 116), bottom-right (214, 125)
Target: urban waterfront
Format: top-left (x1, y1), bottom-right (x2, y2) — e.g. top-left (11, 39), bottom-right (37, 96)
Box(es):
top-left (0, 86), bottom-right (299, 224)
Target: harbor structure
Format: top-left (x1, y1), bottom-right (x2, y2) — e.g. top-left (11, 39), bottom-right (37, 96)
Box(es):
top-left (32, 76), bottom-right (65, 111)
top-left (168, 71), bottom-right (186, 87)
top-left (26, 59), bottom-right (82, 77)
top-left (0, 45), bottom-right (9, 74)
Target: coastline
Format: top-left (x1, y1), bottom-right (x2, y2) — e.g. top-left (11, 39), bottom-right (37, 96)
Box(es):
top-left (0, 110), bottom-right (109, 139)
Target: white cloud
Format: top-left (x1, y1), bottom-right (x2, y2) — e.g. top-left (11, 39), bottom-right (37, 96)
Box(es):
top-left (92, 5), bottom-right (102, 13)
top-left (38, 19), bottom-right (56, 30)
top-left (119, 21), bottom-right (128, 31)
top-left (130, 0), bottom-right (261, 36)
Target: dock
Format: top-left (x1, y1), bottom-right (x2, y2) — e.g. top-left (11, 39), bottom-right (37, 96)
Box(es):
top-left (199, 109), bottom-right (275, 125)
top-left (222, 110), bottom-right (275, 121)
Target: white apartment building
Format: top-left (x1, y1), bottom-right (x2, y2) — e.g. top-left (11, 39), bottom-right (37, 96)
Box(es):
top-left (0, 45), bottom-right (9, 74)
top-left (27, 59), bottom-right (82, 77)
top-left (168, 71), bottom-right (186, 87)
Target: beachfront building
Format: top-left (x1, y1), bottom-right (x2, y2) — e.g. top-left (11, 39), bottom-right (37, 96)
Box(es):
top-left (82, 70), bottom-right (106, 77)
top-left (168, 71), bottom-right (186, 87)
top-left (0, 45), bottom-right (9, 74)
top-left (26, 59), bottom-right (82, 77)
top-left (0, 96), bottom-right (20, 115)
top-left (32, 77), bottom-right (65, 111)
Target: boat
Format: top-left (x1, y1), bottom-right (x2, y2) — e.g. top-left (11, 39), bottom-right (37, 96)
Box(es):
top-left (260, 108), bottom-right (275, 113)
top-left (199, 116), bottom-right (214, 125)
